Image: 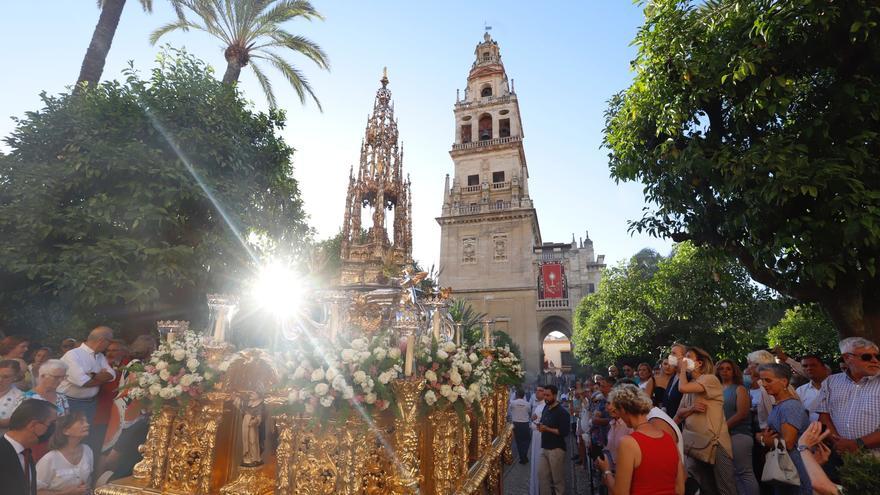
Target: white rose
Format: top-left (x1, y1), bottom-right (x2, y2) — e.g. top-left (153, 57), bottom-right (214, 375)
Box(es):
top-left (314, 383), bottom-right (330, 396)
top-left (341, 349), bottom-right (356, 363)
top-left (440, 384), bottom-right (452, 398)
top-left (180, 374), bottom-right (194, 387)
top-left (461, 362), bottom-right (472, 374)
top-left (436, 350), bottom-right (449, 360)
top-left (448, 392), bottom-right (459, 403)
top-left (425, 370), bottom-right (438, 382)
top-left (442, 341), bottom-right (457, 353)
top-left (172, 349), bottom-right (186, 362)
top-left (155, 361), bottom-right (168, 371)
top-left (373, 348), bottom-right (387, 360)
top-left (320, 395), bottom-right (335, 408)
top-left (311, 368), bottom-right (325, 382)
top-left (364, 392), bottom-right (377, 404)
top-left (424, 390), bottom-right (438, 406)
top-left (378, 371), bottom-right (392, 385)
top-left (288, 390), bottom-right (299, 403)
top-left (388, 348), bottom-right (401, 360)
top-left (186, 359), bottom-right (199, 372)
top-left (326, 367), bottom-right (339, 382)
top-left (466, 390), bottom-right (478, 403)
top-left (351, 338), bottom-right (368, 351)
top-left (450, 370), bottom-right (462, 385)
top-left (159, 369), bottom-right (171, 381)
top-left (293, 366), bottom-right (306, 380)
top-left (359, 351), bottom-right (371, 363)
top-left (342, 386), bottom-right (354, 400)
top-left (332, 375), bottom-right (348, 392)
top-left (469, 353), bottom-right (478, 363)
top-left (353, 370), bottom-right (367, 384)
top-left (159, 387), bottom-right (175, 399)
top-left (149, 384), bottom-right (162, 396)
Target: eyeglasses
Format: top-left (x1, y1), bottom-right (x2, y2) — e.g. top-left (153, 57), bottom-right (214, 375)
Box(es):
top-left (845, 352), bottom-right (880, 362)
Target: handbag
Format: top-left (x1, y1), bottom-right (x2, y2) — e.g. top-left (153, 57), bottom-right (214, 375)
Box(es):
top-left (682, 426), bottom-right (718, 464)
top-left (761, 438), bottom-right (801, 486)
top-left (681, 393), bottom-right (719, 464)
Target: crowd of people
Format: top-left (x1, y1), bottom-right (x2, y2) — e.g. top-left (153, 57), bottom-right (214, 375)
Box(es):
top-left (511, 337), bottom-right (879, 495)
top-left (0, 328), bottom-right (158, 495)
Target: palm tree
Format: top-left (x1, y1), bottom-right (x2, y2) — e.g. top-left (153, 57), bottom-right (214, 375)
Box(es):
top-left (76, 1), bottom-right (183, 92)
top-left (150, 0), bottom-right (329, 109)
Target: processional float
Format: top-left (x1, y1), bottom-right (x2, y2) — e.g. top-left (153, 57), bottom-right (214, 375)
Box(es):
top-left (96, 72), bottom-right (521, 495)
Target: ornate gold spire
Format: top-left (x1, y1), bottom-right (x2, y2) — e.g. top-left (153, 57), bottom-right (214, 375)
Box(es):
top-left (339, 71), bottom-right (412, 286)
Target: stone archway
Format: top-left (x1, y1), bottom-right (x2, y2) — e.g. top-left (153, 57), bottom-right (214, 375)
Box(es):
top-left (538, 316), bottom-right (572, 383)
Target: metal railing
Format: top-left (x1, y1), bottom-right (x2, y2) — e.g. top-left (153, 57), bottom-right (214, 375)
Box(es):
top-left (452, 135), bottom-right (521, 151)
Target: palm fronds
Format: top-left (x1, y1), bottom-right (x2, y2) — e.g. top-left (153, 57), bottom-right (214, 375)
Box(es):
top-left (150, 0), bottom-right (329, 109)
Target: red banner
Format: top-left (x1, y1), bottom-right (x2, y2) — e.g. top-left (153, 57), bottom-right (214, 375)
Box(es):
top-left (541, 263), bottom-right (564, 299)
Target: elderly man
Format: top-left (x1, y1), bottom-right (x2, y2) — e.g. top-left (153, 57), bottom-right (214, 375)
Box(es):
top-left (817, 337), bottom-right (880, 455)
top-left (58, 326), bottom-right (116, 454)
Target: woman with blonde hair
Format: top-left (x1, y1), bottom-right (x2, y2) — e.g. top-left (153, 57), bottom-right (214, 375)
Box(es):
top-left (674, 347), bottom-right (736, 495)
top-left (716, 359), bottom-right (758, 495)
top-left (596, 384), bottom-right (684, 494)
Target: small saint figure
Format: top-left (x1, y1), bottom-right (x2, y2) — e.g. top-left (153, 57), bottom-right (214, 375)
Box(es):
top-left (235, 391), bottom-right (265, 467)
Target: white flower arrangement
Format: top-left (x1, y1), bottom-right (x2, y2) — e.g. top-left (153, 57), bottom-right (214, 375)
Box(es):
top-left (280, 331), bottom-right (403, 417)
top-left (121, 330), bottom-right (222, 410)
top-left (416, 335), bottom-right (489, 416)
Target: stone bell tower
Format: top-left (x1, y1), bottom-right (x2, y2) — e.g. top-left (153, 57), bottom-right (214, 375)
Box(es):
top-left (340, 70), bottom-right (413, 286)
top-left (437, 33), bottom-right (542, 369)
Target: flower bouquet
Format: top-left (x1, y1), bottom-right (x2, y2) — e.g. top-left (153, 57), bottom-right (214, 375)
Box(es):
top-left (483, 345), bottom-right (525, 386)
top-left (279, 331), bottom-right (403, 419)
top-left (416, 335), bottom-right (491, 420)
top-left (121, 331), bottom-right (223, 410)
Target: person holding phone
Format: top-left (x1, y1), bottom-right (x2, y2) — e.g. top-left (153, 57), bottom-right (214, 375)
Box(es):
top-left (536, 384), bottom-right (570, 495)
top-left (596, 384), bottom-right (685, 495)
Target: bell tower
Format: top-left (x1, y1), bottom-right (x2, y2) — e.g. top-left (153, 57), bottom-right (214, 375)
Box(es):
top-left (437, 33), bottom-right (541, 363)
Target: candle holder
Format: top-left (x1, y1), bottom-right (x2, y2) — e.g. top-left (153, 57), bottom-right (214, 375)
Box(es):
top-left (157, 320), bottom-right (189, 343)
top-left (207, 293), bottom-right (239, 344)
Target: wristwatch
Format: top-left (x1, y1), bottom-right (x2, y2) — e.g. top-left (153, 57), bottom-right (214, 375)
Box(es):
top-left (856, 438), bottom-right (866, 450)
top-left (796, 444), bottom-right (810, 453)
top-left (603, 470), bottom-right (613, 478)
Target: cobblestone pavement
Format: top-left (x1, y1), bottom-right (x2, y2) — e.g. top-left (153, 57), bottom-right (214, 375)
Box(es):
top-left (502, 435), bottom-right (593, 495)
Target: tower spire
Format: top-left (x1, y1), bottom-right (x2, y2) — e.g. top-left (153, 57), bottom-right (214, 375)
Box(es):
top-left (339, 71), bottom-right (412, 286)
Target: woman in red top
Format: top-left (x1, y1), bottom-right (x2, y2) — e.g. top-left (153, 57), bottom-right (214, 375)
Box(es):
top-left (597, 384), bottom-right (684, 495)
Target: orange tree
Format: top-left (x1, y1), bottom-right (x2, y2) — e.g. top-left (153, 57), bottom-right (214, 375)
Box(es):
top-left (604, 1), bottom-right (880, 341)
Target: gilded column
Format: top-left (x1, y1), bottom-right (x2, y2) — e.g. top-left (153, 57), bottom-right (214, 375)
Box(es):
top-left (429, 408), bottom-right (461, 494)
top-left (390, 379), bottom-right (424, 494)
top-left (274, 414), bottom-right (296, 495)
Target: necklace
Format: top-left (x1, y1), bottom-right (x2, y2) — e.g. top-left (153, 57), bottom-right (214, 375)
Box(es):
top-left (632, 421), bottom-right (650, 430)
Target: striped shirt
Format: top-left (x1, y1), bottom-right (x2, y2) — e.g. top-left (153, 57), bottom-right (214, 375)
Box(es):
top-left (816, 372), bottom-right (880, 451)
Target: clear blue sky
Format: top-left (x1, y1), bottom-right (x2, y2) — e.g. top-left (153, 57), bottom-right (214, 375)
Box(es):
top-left (0, 1), bottom-right (673, 268)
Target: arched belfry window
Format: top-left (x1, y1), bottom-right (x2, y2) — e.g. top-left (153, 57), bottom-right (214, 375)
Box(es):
top-left (481, 85), bottom-right (493, 97)
top-left (478, 114), bottom-right (493, 141)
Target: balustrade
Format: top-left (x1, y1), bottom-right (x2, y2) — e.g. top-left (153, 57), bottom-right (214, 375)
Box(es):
top-left (537, 298), bottom-right (570, 310)
top-left (452, 135), bottom-right (521, 151)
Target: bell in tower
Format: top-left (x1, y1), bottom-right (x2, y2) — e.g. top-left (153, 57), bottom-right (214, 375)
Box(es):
top-left (339, 70), bottom-right (413, 286)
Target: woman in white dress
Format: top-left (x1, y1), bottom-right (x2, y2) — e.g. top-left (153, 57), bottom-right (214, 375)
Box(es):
top-left (528, 386), bottom-right (546, 495)
top-left (36, 411), bottom-right (93, 495)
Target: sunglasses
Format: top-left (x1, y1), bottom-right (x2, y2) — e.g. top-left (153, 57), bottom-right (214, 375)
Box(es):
top-left (845, 352), bottom-right (880, 362)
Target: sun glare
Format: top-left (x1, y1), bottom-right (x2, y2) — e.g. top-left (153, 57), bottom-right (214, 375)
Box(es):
top-left (252, 261), bottom-right (304, 319)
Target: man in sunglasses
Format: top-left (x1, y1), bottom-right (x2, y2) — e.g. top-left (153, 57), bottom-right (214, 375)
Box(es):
top-left (817, 337), bottom-right (880, 455)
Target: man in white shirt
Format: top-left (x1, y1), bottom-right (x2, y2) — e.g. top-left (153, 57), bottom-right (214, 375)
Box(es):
top-left (509, 389), bottom-right (532, 464)
top-left (796, 354), bottom-right (830, 422)
top-left (528, 386), bottom-right (545, 495)
top-left (58, 327), bottom-right (116, 453)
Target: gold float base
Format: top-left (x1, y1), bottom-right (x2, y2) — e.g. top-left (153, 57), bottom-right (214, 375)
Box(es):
top-left (219, 465), bottom-right (274, 495)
